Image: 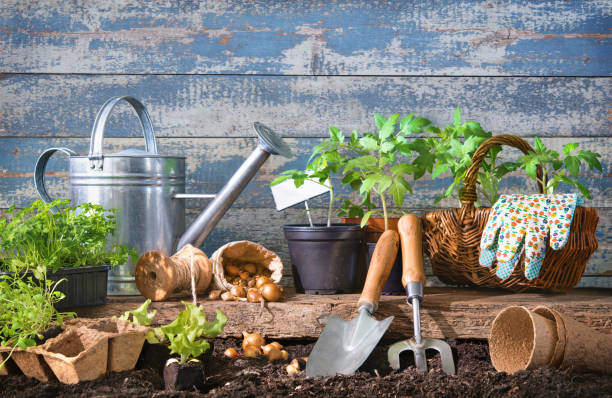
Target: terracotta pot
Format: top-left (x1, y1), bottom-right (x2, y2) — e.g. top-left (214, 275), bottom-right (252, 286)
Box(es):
top-left (341, 217), bottom-right (399, 243)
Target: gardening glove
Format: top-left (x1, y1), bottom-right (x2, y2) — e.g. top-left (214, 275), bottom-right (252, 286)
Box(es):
top-left (547, 194), bottom-right (581, 251)
top-left (479, 195), bottom-right (527, 277)
top-left (480, 194), bottom-right (580, 280)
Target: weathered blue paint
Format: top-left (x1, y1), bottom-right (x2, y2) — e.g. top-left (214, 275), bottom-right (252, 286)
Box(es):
top-left (1, 1), bottom-right (611, 75)
top-left (1, 75), bottom-right (610, 138)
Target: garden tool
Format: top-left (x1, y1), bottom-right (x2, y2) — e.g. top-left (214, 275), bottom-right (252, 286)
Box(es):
top-left (387, 214), bottom-right (455, 375)
top-left (305, 229), bottom-right (399, 377)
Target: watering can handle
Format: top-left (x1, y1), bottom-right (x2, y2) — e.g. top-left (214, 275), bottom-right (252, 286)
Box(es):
top-left (34, 147), bottom-right (77, 203)
top-left (89, 96), bottom-right (158, 170)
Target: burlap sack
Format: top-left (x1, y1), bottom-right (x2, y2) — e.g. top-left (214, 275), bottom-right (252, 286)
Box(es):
top-left (210, 241), bottom-right (282, 291)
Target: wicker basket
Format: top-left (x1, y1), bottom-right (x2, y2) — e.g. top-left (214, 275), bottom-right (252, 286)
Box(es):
top-left (422, 135), bottom-right (599, 292)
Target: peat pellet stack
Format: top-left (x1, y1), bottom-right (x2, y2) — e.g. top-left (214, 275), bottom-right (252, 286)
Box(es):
top-left (489, 305), bottom-right (612, 374)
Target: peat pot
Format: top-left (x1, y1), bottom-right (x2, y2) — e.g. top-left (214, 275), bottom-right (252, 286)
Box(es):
top-left (283, 224), bottom-right (363, 294)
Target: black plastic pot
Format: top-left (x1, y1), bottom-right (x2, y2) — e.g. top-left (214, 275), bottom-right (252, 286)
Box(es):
top-left (163, 359), bottom-right (206, 391)
top-left (283, 224), bottom-right (363, 294)
top-left (0, 265), bottom-right (109, 310)
top-left (364, 242), bottom-right (404, 295)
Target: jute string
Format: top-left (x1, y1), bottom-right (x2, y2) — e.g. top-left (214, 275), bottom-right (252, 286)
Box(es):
top-left (170, 248), bottom-right (200, 304)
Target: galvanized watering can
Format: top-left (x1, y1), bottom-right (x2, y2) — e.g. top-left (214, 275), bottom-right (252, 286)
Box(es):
top-left (34, 96), bottom-right (291, 295)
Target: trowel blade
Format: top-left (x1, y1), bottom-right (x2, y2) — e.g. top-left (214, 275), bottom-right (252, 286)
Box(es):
top-left (306, 310), bottom-right (394, 378)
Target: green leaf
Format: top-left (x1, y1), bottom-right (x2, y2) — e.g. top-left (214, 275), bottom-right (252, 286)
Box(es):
top-left (374, 114), bottom-right (387, 130)
top-left (360, 210), bottom-right (376, 228)
top-left (389, 180), bottom-right (407, 207)
top-left (329, 126), bottom-right (344, 143)
top-left (269, 174), bottom-right (293, 186)
top-left (390, 163), bottom-right (415, 176)
top-left (562, 142), bottom-right (578, 155)
top-left (380, 141), bottom-right (395, 153)
top-left (377, 175), bottom-right (393, 194)
top-left (432, 162), bottom-right (450, 179)
top-left (524, 159), bottom-right (538, 181)
top-left (578, 150), bottom-right (603, 171)
top-left (564, 156), bottom-right (580, 177)
top-left (452, 107), bottom-right (461, 127)
top-left (379, 113), bottom-right (400, 140)
top-left (118, 299), bottom-right (156, 326)
top-left (345, 155), bottom-right (378, 171)
top-left (360, 174), bottom-right (383, 194)
top-left (534, 136), bottom-right (546, 153)
top-left (359, 136), bottom-right (379, 151)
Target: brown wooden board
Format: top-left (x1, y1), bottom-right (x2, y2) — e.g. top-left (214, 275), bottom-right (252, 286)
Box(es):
top-left (75, 288), bottom-right (612, 340)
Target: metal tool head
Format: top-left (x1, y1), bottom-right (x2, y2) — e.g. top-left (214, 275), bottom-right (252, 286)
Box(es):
top-left (306, 307), bottom-right (394, 377)
top-left (254, 122), bottom-right (292, 158)
top-left (387, 337), bottom-right (456, 375)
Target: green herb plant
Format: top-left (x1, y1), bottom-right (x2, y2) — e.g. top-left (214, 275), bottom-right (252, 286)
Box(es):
top-left (0, 273), bottom-right (73, 370)
top-left (270, 126), bottom-right (348, 227)
top-left (340, 113), bottom-right (431, 230)
top-left (517, 137), bottom-right (602, 199)
top-left (0, 199), bottom-right (138, 279)
top-left (147, 302), bottom-right (227, 364)
top-left (420, 107), bottom-right (517, 206)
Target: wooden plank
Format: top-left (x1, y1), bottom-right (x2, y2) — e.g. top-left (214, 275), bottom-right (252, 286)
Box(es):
top-left (0, 136), bottom-right (610, 208)
top-left (1, 1), bottom-right (610, 75)
top-left (1, 75), bottom-right (610, 138)
top-left (74, 289), bottom-right (612, 340)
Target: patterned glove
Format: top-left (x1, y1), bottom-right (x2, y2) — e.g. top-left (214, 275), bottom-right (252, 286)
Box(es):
top-left (479, 194), bottom-right (579, 280)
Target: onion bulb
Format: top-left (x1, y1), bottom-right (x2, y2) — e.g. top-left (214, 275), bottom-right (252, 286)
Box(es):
top-left (260, 283), bottom-right (282, 302)
top-left (255, 276), bottom-right (273, 289)
top-left (242, 332), bottom-right (265, 351)
top-left (243, 344), bottom-right (262, 358)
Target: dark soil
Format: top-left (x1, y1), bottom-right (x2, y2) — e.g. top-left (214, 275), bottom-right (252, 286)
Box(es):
top-left (1, 338), bottom-right (611, 398)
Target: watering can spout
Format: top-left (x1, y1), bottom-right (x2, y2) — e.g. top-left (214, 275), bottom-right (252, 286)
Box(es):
top-left (176, 122), bottom-right (292, 250)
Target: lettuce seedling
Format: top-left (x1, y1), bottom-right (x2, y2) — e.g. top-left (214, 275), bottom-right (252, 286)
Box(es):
top-left (147, 302), bottom-right (227, 364)
top-left (118, 299), bottom-right (157, 326)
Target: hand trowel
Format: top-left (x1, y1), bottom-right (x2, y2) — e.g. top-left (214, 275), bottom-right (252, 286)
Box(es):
top-left (306, 229), bottom-right (399, 377)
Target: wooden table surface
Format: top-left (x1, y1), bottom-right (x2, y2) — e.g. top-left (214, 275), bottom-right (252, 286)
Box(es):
top-left (74, 288), bottom-right (612, 340)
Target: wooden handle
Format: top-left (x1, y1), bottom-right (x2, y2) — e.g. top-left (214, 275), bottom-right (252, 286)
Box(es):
top-left (398, 214), bottom-right (425, 287)
top-left (358, 229), bottom-right (399, 311)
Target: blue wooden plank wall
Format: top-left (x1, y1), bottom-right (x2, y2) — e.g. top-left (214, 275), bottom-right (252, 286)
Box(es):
top-left (1, 1), bottom-right (610, 288)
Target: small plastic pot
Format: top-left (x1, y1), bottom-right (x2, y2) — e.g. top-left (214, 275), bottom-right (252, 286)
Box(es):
top-left (163, 359), bottom-right (206, 391)
top-left (283, 224), bottom-right (363, 294)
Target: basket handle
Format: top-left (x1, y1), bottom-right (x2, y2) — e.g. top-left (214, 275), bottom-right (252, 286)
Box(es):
top-left (460, 134), bottom-right (545, 205)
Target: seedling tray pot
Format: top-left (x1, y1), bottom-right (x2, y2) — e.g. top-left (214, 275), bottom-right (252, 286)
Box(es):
top-left (50, 265), bottom-right (109, 309)
top-left (283, 224), bottom-right (363, 294)
top-left (66, 318), bottom-right (147, 372)
top-left (35, 327), bottom-right (108, 384)
top-left (0, 265), bottom-right (109, 310)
